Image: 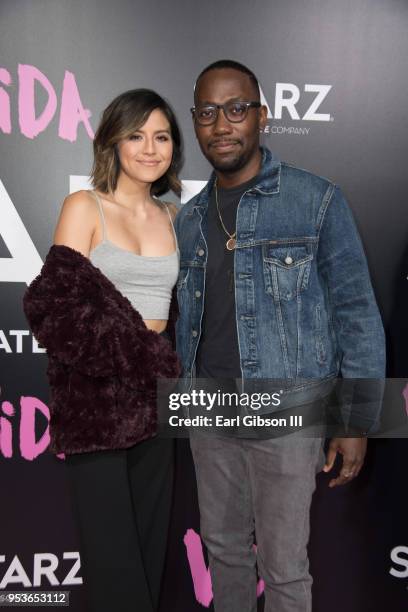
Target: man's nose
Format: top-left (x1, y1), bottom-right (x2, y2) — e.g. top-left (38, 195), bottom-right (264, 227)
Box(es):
top-left (213, 108), bottom-right (233, 133)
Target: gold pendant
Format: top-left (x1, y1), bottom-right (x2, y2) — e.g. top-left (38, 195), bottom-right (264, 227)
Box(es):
top-left (226, 237), bottom-right (236, 251)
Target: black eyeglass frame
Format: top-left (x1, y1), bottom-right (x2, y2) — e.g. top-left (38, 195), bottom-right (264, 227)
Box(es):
top-left (190, 101), bottom-right (262, 125)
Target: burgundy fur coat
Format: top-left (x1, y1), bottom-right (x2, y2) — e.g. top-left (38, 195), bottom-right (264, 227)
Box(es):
top-left (23, 244), bottom-right (180, 455)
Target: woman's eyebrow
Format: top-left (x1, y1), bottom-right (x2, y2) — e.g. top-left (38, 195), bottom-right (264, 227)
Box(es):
top-left (132, 128), bottom-right (171, 134)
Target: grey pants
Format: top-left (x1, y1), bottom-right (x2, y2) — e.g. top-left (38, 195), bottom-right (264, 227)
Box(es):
top-left (189, 430), bottom-right (325, 612)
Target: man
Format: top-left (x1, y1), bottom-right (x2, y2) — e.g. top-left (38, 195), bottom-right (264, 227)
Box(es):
top-left (174, 60), bottom-right (385, 612)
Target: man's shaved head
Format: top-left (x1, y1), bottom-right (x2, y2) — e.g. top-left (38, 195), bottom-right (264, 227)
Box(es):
top-left (195, 59), bottom-right (260, 102)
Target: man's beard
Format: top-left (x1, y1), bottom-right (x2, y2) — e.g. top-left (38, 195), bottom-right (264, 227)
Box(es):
top-left (206, 143), bottom-right (254, 174)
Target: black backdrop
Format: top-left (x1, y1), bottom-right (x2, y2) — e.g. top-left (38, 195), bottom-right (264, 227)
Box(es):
top-left (1, 1), bottom-right (407, 610)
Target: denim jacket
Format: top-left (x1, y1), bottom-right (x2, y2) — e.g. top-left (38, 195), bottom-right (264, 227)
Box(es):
top-left (174, 147), bottom-right (385, 408)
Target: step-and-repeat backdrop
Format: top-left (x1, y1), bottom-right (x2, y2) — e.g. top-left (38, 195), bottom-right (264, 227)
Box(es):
top-left (1, 1), bottom-right (407, 610)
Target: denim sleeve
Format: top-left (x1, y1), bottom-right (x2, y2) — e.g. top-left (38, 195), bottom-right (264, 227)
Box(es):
top-left (318, 185), bottom-right (385, 378)
top-left (318, 186), bottom-right (386, 434)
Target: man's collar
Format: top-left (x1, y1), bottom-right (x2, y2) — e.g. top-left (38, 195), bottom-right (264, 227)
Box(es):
top-left (194, 146), bottom-right (281, 209)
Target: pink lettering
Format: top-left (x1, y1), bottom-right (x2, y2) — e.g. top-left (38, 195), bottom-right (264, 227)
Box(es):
top-left (254, 545), bottom-right (265, 597)
top-left (19, 396), bottom-right (50, 460)
top-left (0, 401), bottom-right (14, 458)
top-left (403, 383), bottom-right (408, 416)
top-left (18, 64), bottom-right (57, 139)
top-left (257, 578), bottom-right (265, 597)
top-left (184, 529), bottom-right (265, 606)
top-left (184, 529), bottom-right (213, 607)
top-left (0, 68), bottom-right (12, 134)
top-left (0, 391), bottom-right (65, 460)
top-left (58, 71), bottom-right (94, 142)
top-left (1, 64), bottom-right (94, 141)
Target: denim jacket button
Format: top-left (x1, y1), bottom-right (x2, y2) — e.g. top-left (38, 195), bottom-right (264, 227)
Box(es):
top-left (285, 256), bottom-right (293, 265)
top-left (195, 290), bottom-right (201, 298)
top-left (197, 248), bottom-right (205, 256)
top-left (192, 330), bottom-right (198, 337)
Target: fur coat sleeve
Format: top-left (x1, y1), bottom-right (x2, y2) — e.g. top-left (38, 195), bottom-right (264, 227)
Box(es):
top-left (23, 244), bottom-right (180, 384)
top-left (22, 244), bottom-right (180, 454)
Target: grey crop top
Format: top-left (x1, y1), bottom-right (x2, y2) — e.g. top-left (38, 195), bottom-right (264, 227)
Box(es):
top-left (89, 191), bottom-right (179, 320)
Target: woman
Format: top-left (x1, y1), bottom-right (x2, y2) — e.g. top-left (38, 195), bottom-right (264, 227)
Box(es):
top-left (23, 89), bottom-right (182, 612)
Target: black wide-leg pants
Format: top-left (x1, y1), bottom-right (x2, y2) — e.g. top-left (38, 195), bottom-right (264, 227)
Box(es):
top-left (65, 436), bottom-right (174, 612)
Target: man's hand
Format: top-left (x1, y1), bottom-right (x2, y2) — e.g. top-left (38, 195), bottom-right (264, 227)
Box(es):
top-left (323, 437), bottom-right (367, 488)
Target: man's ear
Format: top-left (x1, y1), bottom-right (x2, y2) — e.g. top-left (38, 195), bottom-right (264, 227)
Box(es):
top-left (259, 105), bottom-right (268, 131)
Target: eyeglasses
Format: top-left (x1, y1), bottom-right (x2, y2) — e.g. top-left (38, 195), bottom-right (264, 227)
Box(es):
top-left (190, 101), bottom-right (261, 126)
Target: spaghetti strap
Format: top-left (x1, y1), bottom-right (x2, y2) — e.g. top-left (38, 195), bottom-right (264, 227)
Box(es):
top-left (164, 203), bottom-right (179, 251)
top-left (90, 190), bottom-right (107, 241)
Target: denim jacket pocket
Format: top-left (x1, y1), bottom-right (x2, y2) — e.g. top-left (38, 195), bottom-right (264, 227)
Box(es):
top-left (263, 243), bottom-right (313, 301)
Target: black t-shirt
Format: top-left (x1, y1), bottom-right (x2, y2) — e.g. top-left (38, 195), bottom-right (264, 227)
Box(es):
top-left (196, 174), bottom-right (260, 379)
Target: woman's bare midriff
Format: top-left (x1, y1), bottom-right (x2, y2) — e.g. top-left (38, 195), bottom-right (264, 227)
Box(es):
top-left (144, 319), bottom-right (168, 334)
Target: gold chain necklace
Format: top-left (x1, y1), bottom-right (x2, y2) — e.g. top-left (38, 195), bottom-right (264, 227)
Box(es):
top-left (214, 180), bottom-right (237, 251)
